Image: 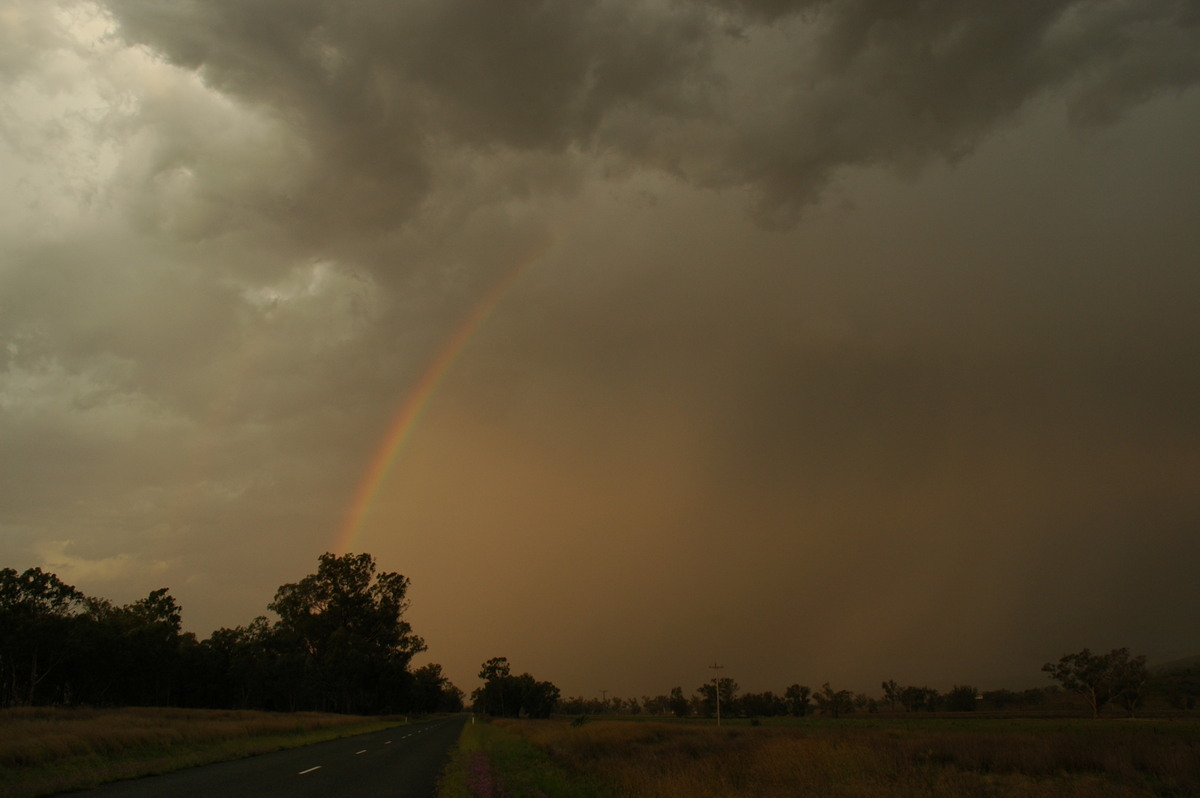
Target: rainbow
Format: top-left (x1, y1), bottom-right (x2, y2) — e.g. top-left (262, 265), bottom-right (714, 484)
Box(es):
top-left (332, 238), bottom-right (553, 554)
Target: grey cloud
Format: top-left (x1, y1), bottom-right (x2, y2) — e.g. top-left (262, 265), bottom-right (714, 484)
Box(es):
top-left (105, 0), bottom-right (714, 148)
top-left (103, 0), bottom-right (1200, 236)
top-left (103, 0), bottom-right (714, 249)
top-left (715, 1), bottom-right (1200, 223)
top-left (1058, 2), bottom-right (1200, 124)
top-left (385, 0), bottom-right (714, 150)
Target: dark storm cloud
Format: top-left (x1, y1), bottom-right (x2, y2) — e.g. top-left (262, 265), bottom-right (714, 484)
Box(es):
top-left (102, 0), bottom-right (714, 248)
top-left (102, 0), bottom-right (1200, 235)
top-left (710, 0), bottom-right (1200, 222)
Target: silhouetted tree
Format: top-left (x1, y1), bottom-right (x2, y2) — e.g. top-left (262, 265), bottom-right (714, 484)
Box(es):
top-left (943, 685), bottom-right (978, 712)
top-left (696, 677), bottom-right (739, 718)
top-left (813, 682), bottom-right (854, 718)
top-left (741, 690), bottom-right (787, 717)
top-left (81, 587), bottom-right (186, 706)
top-left (209, 616), bottom-right (279, 709)
top-left (473, 657), bottom-right (559, 718)
top-left (1, 554), bottom-right (441, 714)
top-left (268, 552), bottom-right (426, 713)
top-left (516, 673), bottom-right (560, 718)
top-left (409, 663), bottom-right (463, 713)
top-left (1043, 648), bottom-right (1148, 718)
top-left (853, 692), bottom-right (878, 712)
top-left (0, 572), bottom-right (188, 707)
top-left (784, 683), bottom-right (812, 716)
top-left (474, 657), bottom-right (516, 716)
top-left (668, 686), bottom-right (690, 717)
top-left (980, 688), bottom-right (1017, 710)
top-left (881, 679), bottom-right (901, 710)
top-left (0, 567), bottom-right (86, 706)
top-left (899, 685), bottom-right (940, 712)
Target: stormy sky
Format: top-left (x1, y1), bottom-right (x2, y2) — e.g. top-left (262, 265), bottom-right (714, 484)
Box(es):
top-left (3, 0), bottom-right (1199, 698)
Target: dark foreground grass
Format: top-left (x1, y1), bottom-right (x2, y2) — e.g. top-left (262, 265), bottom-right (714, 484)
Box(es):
top-left (0, 706), bottom-right (405, 798)
top-left (492, 716), bottom-right (1200, 798)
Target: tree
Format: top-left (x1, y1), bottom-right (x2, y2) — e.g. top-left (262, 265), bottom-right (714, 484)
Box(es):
top-left (784, 683), bottom-right (811, 717)
top-left (473, 657), bottom-right (558, 718)
top-left (881, 679), bottom-right (901, 710)
top-left (479, 656), bottom-right (511, 682)
top-left (516, 673), bottom-right (560, 718)
top-left (1, 554), bottom-right (441, 714)
top-left (899, 685), bottom-right (939, 712)
top-left (696, 677), bottom-right (739, 718)
top-left (853, 692), bottom-right (878, 712)
top-left (1042, 648), bottom-right (1148, 718)
top-left (121, 588), bottom-right (185, 705)
top-left (0, 569), bottom-right (188, 707)
top-left (198, 616), bottom-right (278, 710)
top-left (0, 567), bottom-right (86, 706)
top-left (474, 657), bottom-right (518, 717)
top-left (410, 663), bottom-right (462, 713)
top-left (943, 685), bottom-right (978, 712)
top-left (741, 690), bottom-right (787, 717)
top-left (268, 552), bottom-right (426, 713)
top-left (813, 682), bottom-right (854, 718)
top-left (980, 688), bottom-right (1018, 710)
top-left (78, 587), bottom-right (186, 706)
top-left (668, 686), bottom-right (690, 718)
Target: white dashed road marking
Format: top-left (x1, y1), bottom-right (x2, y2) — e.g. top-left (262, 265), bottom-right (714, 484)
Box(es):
top-left (299, 766), bottom-right (321, 775)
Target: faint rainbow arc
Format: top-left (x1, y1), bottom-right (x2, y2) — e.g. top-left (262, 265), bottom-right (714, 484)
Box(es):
top-left (333, 240), bottom-right (552, 554)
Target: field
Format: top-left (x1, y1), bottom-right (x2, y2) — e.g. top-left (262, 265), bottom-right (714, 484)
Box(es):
top-left (444, 715), bottom-right (1200, 798)
top-left (10, 709), bottom-right (1198, 797)
top-left (0, 706), bottom-right (402, 798)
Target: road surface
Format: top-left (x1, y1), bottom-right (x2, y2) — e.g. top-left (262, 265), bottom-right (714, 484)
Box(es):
top-left (61, 715), bottom-right (468, 798)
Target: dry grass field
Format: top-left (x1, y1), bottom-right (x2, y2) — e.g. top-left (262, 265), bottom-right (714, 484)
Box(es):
top-left (488, 716), bottom-right (1200, 797)
top-left (0, 706), bottom-right (399, 797)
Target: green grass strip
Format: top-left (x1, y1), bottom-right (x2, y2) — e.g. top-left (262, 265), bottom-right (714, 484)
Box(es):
top-left (438, 717), bottom-right (614, 798)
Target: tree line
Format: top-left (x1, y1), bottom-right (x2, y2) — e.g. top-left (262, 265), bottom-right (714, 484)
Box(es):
top-left (558, 680), bottom-right (1021, 719)
top-left (0, 553), bottom-right (463, 715)
top-left (5, 554), bottom-right (1195, 720)
top-left (558, 648), bottom-right (1200, 720)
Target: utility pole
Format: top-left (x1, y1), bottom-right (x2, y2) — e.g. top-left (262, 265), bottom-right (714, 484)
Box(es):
top-left (600, 689), bottom-right (608, 712)
top-left (709, 662), bottom-right (724, 726)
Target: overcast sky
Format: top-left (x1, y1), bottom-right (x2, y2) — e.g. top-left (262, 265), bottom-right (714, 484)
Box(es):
top-left (3, 0), bottom-right (1199, 699)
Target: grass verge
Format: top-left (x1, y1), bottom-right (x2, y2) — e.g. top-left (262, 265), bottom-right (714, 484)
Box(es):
top-left (0, 706), bottom-right (405, 798)
top-left (498, 716), bottom-right (1200, 798)
top-left (437, 716), bottom-right (614, 798)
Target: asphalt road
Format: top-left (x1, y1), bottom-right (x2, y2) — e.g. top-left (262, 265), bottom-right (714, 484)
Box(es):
top-left (61, 715), bottom-right (469, 798)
